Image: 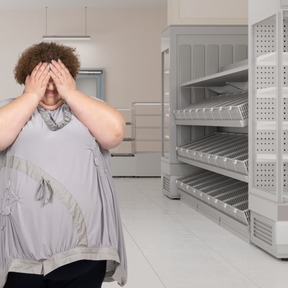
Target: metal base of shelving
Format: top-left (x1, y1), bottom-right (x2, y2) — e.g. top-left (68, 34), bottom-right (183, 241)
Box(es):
top-left (161, 157), bottom-right (197, 198)
top-left (162, 174), bottom-right (180, 199)
top-left (250, 211), bottom-right (288, 259)
top-left (180, 189), bottom-right (250, 242)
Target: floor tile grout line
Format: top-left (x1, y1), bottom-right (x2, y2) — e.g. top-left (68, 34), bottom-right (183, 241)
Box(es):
top-left (121, 222), bottom-right (168, 288)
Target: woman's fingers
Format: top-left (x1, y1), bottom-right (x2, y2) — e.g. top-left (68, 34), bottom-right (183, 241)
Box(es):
top-left (30, 62), bottom-right (42, 78)
top-left (30, 62), bottom-right (49, 81)
top-left (56, 59), bottom-right (70, 75)
top-left (41, 66), bottom-right (50, 87)
top-left (50, 59), bottom-right (70, 78)
top-left (48, 61), bottom-right (62, 82)
top-left (24, 63), bottom-right (50, 99)
top-left (48, 59), bottom-right (77, 99)
top-left (49, 60), bottom-right (74, 85)
top-left (37, 63), bottom-right (49, 81)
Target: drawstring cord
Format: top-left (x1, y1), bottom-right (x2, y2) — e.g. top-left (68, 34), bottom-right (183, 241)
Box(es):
top-left (36, 178), bottom-right (53, 206)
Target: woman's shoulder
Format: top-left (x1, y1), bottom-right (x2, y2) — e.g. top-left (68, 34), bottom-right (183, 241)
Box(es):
top-left (0, 98), bottom-right (16, 108)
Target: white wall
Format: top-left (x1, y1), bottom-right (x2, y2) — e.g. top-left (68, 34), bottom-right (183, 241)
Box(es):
top-left (168, 0), bottom-right (248, 25)
top-left (0, 8), bottom-right (167, 108)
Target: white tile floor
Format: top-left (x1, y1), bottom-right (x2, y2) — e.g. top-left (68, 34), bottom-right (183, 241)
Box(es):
top-left (103, 177), bottom-right (288, 288)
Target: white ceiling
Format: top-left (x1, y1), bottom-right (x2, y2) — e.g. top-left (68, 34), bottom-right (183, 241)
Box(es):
top-left (0, 0), bottom-right (167, 10)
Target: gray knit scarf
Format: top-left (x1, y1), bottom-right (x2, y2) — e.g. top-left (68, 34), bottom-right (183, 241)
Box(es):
top-left (37, 102), bottom-right (72, 131)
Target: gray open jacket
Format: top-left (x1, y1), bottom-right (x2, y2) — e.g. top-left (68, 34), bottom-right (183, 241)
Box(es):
top-left (0, 99), bottom-right (127, 287)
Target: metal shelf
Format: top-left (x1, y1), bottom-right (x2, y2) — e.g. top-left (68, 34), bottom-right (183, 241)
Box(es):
top-left (176, 132), bottom-right (248, 181)
top-left (177, 156), bottom-right (248, 182)
top-left (181, 63), bottom-right (248, 88)
top-left (176, 170), bottom-right (250, 225)
top-left (175, 119), bottom-right (248, 127)
top-left (174, 91), bottom-right (248, 127)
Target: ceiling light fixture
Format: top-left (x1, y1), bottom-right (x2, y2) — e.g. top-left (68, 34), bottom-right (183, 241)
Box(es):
top-left (43, 7), bottom-right (91, 41)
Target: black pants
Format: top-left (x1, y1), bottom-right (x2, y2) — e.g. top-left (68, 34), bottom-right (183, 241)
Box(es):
top-left (4, 260), bottom-right (107, 288)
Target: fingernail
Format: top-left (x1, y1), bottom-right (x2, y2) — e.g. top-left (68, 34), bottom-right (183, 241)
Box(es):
top-left (58, 59), bottom-right (61, 62)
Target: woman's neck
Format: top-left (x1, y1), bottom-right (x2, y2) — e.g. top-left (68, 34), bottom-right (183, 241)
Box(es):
top-left (39, 99), bottom-right (64, 111)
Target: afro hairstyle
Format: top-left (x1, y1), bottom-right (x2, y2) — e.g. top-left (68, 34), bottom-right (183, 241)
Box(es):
top-left (14, 42), bottom-right (81, 85)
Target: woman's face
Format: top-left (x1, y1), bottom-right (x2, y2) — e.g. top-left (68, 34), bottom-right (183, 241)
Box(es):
top-left (39, 77), bottom-right (63, 110)
top-left (45, 77), bottom-right (59, 98)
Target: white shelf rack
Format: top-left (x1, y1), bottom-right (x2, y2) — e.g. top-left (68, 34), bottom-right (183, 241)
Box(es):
top-left (176, 132), bottom-right (248, 178)
top-left (160, 26), bottom-right (249, 235)
top-left (174, 91), bottom-right (248, 127)
top-left (181, 63), bottom-right (248, 88)
top-left (176, 170), bottom-right (250, 226)
top-left (175, 119), bottom-right (248, 127)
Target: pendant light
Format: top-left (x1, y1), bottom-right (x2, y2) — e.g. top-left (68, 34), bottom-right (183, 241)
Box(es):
top-left (43, 7), bottom-right (91, 41)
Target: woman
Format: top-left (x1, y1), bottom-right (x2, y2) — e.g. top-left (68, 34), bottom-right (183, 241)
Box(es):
top-left (0, 42), bottom-right (127, 288)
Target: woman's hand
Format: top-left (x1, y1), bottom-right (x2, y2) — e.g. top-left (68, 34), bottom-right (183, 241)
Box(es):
top-left (49, 59), bottom-right (77, 100)
top-left (0, 62), bottom-right (50, 150)
top-left (24, 62), bottom-right (50, 101)
top-left (48, 59), bottom-right (125, 149)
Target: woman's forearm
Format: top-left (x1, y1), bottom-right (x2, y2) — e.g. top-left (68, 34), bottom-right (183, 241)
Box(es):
top-left (0, 93), bottom-right (40, 151)
top-left (0, 63), bottom-right (50, 151)
top-left (64, 91), bottom-right (125, 150)
top-left (49, 60), bottom-right (125, 150)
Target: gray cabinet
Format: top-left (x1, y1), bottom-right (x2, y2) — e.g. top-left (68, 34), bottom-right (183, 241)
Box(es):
top-left (161, 25), bottom-right (250, 239)
top-left (249, 0), bottom-right (288, 258)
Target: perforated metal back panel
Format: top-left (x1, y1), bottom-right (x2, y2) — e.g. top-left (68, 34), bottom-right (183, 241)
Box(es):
top-left (284, 163), bottom-right (288, 193)
top-left (249, 0), bottom-right (288, 260)
top-left (255, 163), bottom-right (276, 192)
top-left (284, 18), bottom-right (288, 53)
top-left (256, 97), bottom-right (276, 121)
top-left (283, 16), bottom-right (288, 195)
top-left (255, 19), bottom-right (276, 57)
top-left (256, 131), bottom-right (276, 153)
top-left (255, 18), bottom-right (276, 90)
top-left (252, 14), bottom-right (288, 198)
top-left (253, 16), bottom-right (277, 196)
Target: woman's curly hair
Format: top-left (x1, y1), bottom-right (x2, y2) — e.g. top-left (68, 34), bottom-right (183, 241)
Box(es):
top-left (14, 42), bottom-right (80, 85)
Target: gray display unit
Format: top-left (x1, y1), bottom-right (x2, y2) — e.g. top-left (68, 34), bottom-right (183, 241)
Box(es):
top-left (161, 25), bottom-right (248, 208)
top-left (161, 26), bottom-right (196, 198)
top-left (249, 0), bottom-right (288, 258)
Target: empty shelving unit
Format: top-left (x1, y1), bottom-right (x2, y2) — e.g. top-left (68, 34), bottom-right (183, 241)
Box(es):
top-left (161, 0), bottom-right (288, 258)
top-left (249, 0), bottom-right (288, 258)
top-left (161, 25), bottom-right (249, 239)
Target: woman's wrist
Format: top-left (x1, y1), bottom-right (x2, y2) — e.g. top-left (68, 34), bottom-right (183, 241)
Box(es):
top-left (23, 91), bottom-right (43, 103)
top-left (60, 88), bottom-right (78, 101)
